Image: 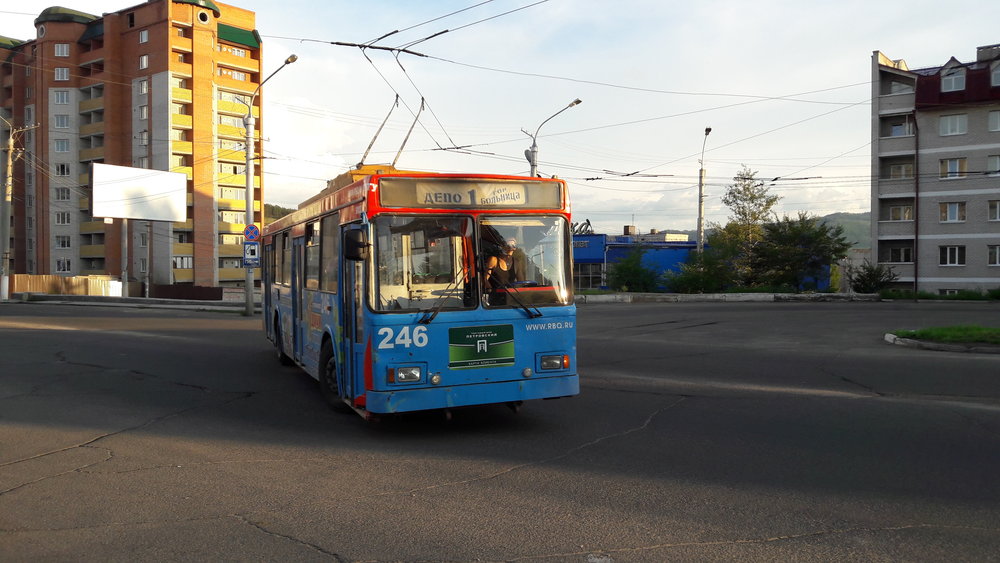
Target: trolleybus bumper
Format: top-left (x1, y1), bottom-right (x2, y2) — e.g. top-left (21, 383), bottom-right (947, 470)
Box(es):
top-left (363, 374), bottom-right (579, 414)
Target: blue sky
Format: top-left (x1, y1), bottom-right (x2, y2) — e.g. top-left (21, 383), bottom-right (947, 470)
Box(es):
top-left (4, 0), bottom-right (1000, 235)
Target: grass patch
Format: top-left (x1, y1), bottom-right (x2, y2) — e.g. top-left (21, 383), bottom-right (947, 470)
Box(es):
top-left (893, 325), bottom-right (1000, 345)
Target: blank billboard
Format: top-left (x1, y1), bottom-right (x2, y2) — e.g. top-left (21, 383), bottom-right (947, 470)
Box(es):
top-left (91, 163), bottom-right (187, 222)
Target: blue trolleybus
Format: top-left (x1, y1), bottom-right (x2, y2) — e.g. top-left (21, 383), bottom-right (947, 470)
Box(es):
top-left (262, 166), bottom-right (578, 419)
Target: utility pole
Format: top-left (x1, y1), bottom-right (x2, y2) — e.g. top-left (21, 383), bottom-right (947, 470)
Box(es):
top-left (1, 119), bottom-right (29, 302)
top-left (696, 127), bottom-right (712, 254)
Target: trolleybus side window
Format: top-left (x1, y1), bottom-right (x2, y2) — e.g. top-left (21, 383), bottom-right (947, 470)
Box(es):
top-left (305, 221), bottom-right (321, 290)
top-left (273, 233), bottom-right (285, 285)
top-left (281, 232), bottom-right (292, 285)
top-left (320, 213), bottom-right (339, 293)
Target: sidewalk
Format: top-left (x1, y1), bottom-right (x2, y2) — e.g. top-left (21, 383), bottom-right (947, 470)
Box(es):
top-left (9, 292), bottom-right (260, 313)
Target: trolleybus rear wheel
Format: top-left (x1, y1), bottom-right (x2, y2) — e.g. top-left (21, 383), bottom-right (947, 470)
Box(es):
top-left (274, 317), bottom-right (292, 366)
top-left (319, 340), bottom-right (351, 413)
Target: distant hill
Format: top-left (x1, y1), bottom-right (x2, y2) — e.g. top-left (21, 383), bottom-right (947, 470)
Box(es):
top-left (820, 212), bottom-right (870, 249)
top-left (264, 203), bottom-right (295, 225)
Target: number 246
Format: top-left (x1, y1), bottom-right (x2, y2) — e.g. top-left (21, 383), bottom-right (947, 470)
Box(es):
top-left (377, 326), bottom-right (429, 349)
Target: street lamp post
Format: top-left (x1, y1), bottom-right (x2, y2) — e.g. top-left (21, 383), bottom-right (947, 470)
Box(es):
top-left (696, 126), bottom-right (712, 254)
top-left (242, 54), bottom-right (297, 317)
top-left (523, 98), bottom-right (582, 177)
top-left (1, 117), bottom-right (13, 301)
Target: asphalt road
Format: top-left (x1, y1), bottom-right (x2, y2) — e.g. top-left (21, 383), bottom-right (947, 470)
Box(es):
top-left (1, 301), bottom-right (999, 562)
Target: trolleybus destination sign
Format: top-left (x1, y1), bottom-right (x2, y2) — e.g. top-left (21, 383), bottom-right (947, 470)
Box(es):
top-left (378, 178), bottom-right (562, 209)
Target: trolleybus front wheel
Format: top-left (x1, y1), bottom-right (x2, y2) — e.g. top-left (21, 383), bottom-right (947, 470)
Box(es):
top-left (319, 340), bottom-right (351, 413)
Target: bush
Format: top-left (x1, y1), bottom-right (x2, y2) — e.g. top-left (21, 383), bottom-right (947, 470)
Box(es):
top-left (846, 260), bottom-right (898, 293)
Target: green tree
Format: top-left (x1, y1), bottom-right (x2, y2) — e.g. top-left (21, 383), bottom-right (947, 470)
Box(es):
top-left (756, 212), bottom-right (852, 290)
top-left (720, 165), bottom-right (780, 285)
top-left (607, 246), bottom-right (659, 292)
top-left (663, 225), bottom-right (737, 293)
top-left (845, 259), bottom-right (899, 293)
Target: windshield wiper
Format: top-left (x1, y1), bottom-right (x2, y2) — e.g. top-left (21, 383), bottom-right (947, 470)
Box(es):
top-left (417, 273), bottom-right (465, 324)
top-left (498, 283), bottom-right (543, 319)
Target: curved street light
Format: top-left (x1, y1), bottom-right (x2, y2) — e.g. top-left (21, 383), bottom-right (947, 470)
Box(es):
top-left (242, 54), bottom-right (297, 316)
top-left (523, 98), bottom-right (582, 177)
top-left (696, 126), bottom-right (712, 254)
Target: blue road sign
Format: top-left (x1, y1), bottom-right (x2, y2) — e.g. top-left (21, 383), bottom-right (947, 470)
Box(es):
top-left (243, 224), bottom-right (260, 241)
top-left (243, 241), bottom-right (261, 267)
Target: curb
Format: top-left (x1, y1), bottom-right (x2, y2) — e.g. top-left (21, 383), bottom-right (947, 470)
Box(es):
top-left (883, 332), bottom-right (1000, 354)
top-left (575, 292), bottom-right (880, 304)
top-left (9, 292), bottom-right (260, 313)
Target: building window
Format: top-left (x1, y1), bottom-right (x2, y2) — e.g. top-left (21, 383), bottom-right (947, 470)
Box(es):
top-left (54, 90), bottom-right (69, 104)
top-left (889, 247), bottom-right (913, 263)
top-left (939, 158), bottom-right (967, 179)
top-left (939, 289), bottom-right (959, 296)
top-left (989, 245), bottom-right (1000, 266)
top-left (991, 111), bottom-right (1000, 132)
top-left (941, 68), bottom-right (966, 92)
top-left (54, 139), bottom-right (70, 153)
top-left (993, 66), bottom-right (1000, 87)
top-left (173, 256), bottom-right (193, 269)
top-left (25, 86), bottom-right (33, 99)
top-left (127, 13), bottom-right (135, 27)
top-left (939, 114), bottom-right (967, 136)
top-left (56, 212), bottom-right (71, 225)
top-left (138, 105), bottom-right (148, 120)
top-left (888, 163), bottom-right (913, 179)
top-left (988, 156), bottom-right (1000, 176)
top-left (54, 67), bottom-right (69, 81)
top-left (54, 114), bottom-right (70, 128)
top-left (219, 211), bottom-right (243, 223)
top-left (55, 164), bottom-right (70, 176)
top-left (54, 43), bottom-right (69, 57)
top-left (139, 54), bottom-right (149, 70)
top-left (990, 201), bottom-right (1000, 221)
top-left (137, 156), bottom-right (149, 168)
top-left (56, 235), bottom-right (72, 248)
top-left (139, 232), bottom-right (148, 247)
top-left (939, 202), bottom-right (966, 222)
top-left (888, 205), bottom-right (913, 221)
top-left (56, 258), bottom-right (72, 273)
top-left (939, 246), bottom-right (966, 266)
top-left (139, 131), bottom-right (149, 146)
top-left (55, 187), bottom-right (70, 200)
top-left (139, 258), bottom-right (148, 273)
top-left (139, 29), bottom-right (149, 43)
top-left (138, 79), bottom-right (148, 95)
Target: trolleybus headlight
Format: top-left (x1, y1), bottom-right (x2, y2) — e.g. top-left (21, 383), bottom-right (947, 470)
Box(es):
top-left (396, 366), bottom-right (422, 382)
top-left (540, 355), bottom-right (569, 370)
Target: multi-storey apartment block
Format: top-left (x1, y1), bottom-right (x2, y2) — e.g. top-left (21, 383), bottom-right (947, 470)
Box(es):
top-left (0, 0), bottom-right (264, 288)
top-left (872, 46), bottom-right (1000, 295)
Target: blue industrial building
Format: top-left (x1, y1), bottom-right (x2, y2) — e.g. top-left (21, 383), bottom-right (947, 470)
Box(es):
top-left (572, 233), bottom-right (697, 290)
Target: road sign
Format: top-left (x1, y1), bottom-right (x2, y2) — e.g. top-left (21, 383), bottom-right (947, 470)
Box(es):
top-left (243, 241), bottom-right (260, 267)
top-left (243, 224), bottom-right (260, 242)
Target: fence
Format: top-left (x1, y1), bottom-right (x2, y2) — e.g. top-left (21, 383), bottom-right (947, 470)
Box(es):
top-left (12, 275), bottom-right (143, 297)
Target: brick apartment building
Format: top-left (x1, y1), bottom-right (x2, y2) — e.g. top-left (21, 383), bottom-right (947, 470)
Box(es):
top-left (872, 45), bottom-right (1000, 294)
top-left (1, 0), bottom-right (265, 287)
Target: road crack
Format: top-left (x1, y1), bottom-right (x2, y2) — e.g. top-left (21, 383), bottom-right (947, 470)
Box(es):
top-left (232, 515), bottom-right (347, 560)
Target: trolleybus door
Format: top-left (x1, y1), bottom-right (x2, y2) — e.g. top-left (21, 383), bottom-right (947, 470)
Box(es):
top-left (292, 236), bottom-right (306, 360)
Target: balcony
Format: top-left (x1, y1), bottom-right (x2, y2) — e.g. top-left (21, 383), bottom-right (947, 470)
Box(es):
top-left (877, 92), bottom-right (915, 113)
top-left (78, 172), bottom-right (90, 185)
top-left (173, 269), bottom-right (194, 283)
top-left (79, 122), bottom-right (104, 136)
top-left (217, 147), bottom-right (247, 163)
top-left (170, 34), bottom-right (193, 53)
top-left (171, 87), bottom-right (193, 103)
top-left (877, 135), bottom-right (915, 155)
top-left (79, 97), bottom-right (104, 113)
top-left (80, 244), bottom-right (105, 258)
top-left (215, 74), bottom-right (254, 94)
top-left (172, 219), bottom-right (193, 230)
top-left (171, 61), bottom-right (193, 77)
top-left (172, 242), bottom-right (193, 255)
top-left (220, 243), bottom-right (243, 256)
top-left (78, 197), bottom-right (89, 210)
top-left (219, 173), bottom-right (259, 188)
top-left (172, 140), bottom-right (193, 154)
top-left (79, 220), bottom-right (106, 234)
top-left (220, 267), bottom-right (257, 281)
top-left (218, 98), bottom-right (257, 117)
top-left (79, 146), bottom-right (105, 162)
top-left (876, 179), bottom-right (916, 197)
top-left (218, 197), bottom-right (256, 211)
top-left (217, 123), bottom-right (245, 139)
top-left (217, 50), bottom-right (259, 73)
top-left (171, 113), bottom-right (193, 129)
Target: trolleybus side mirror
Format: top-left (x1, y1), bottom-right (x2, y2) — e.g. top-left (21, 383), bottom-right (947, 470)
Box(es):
top-left (344, 229), bottom-right (369, 261)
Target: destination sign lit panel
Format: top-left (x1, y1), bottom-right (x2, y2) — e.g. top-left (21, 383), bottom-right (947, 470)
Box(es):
top-left (378, 178), bottom-right (562, 209)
